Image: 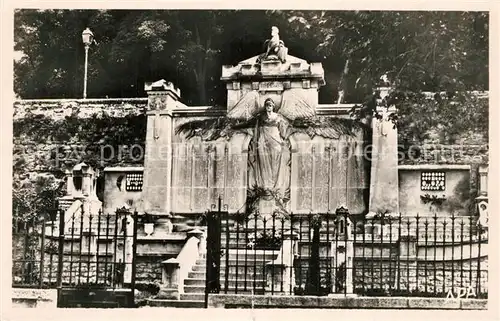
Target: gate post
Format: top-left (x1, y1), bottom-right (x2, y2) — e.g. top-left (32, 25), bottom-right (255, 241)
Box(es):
top-left (305, 215), bottom-right (322, 295)
top-left (122, 212), bottom-right (134, 284)
top-left (56, 209), bottom-right (65, 288)
top-left (56, 209), bottom-right (65, 307)
top-left (130, 211), bottom-right (138, 305)
top-left (204, 202), bottom-right (224, 308)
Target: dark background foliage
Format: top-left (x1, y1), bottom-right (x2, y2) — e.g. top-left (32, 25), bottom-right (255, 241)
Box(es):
top-left (14, 10), bottom-right (488, 105)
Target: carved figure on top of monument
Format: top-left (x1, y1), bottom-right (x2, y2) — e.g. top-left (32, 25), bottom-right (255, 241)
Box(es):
top-left (257, 26), bottom-right (288, 63)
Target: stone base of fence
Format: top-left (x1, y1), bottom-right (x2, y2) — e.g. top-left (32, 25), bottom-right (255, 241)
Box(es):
top-left (207, 294), bottom-right (488, 310)
top-left (11, 288), bottom-right (58, 308)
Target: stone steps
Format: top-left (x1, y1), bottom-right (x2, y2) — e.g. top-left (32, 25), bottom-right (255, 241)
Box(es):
top-left (180, 293), bottom-right (204, 301)
top-left (146, 299), bottom-right (204, 308)
top-left (185, 278), bottom-right (266, 287)
top-left (188, 271), bottom-right (205, 279)
top-left (183, 285), bottom-right (206, 293)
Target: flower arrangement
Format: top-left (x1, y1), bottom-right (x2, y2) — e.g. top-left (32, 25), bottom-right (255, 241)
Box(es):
top-left (420, 194), bottom-right (446, 206)
top-left (246, 229), bottom-right (282, 250)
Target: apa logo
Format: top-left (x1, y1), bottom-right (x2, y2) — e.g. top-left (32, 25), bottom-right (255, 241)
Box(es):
top-left (446, 286), bottom-right (476, 299)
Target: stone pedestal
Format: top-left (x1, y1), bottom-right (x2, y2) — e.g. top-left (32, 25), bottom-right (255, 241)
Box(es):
top-left (265, 230), bottom-right (297, 294)
top-left (142, 80), bottom-right (181, 216)
top-left (397, 235), bottom-right (418, 292)
top-left (221, 55), bottom-right (324, 112)
top-left (159, 258), bottom-right (180, 299)
top-left (122, 213), bottom-right (134, 284)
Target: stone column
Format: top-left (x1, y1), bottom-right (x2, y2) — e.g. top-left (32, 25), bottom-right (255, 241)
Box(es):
top-left (122, 213), bottom-right (134, 284)
top-left (81, 164), bottom-right (93, 197)
top-left (265, 230), bottom-right (298, 294)
top-left (65, 169), bottom-right (74, 196)
top-left (142, 80), bottom-right (180, 216)
top-left (345, 217), bottom-right (354, 294)
top-left (476, 164), bottom-right (488, 230)
top-left (478, 164), bottom-right (488, 196)
top-left (368, 86), bottom-right (399, 217)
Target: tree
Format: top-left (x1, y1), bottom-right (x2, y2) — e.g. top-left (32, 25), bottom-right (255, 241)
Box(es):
top-left (14, 9), bottom-right (119, 98)
top-left (14, 10), bottom-right (488, 106)
top-left (12, 173), bottom-right (64, 221)
top-left (283, 11), bottom-right (488, 100)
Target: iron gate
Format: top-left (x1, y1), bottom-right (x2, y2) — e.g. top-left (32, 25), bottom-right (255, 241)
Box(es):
top-left (56, 206), bottom-right (138, 308)
top-left (203, 200), bottom-right (356, 305)
top-left (204, 199), bottom-right (224, 307)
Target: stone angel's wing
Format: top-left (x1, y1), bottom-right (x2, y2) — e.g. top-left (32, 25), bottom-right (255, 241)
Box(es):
top-left (288, 117), bottom-right (364, 139)
top-left (175, 117), bottom-right (256, 141)
top-left (227, 91), bottom-right (260, 121)
top-left (278, 90), bottom-right (315, 121)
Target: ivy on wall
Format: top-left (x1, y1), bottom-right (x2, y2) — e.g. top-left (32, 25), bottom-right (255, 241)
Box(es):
top-left (13, 110), bottom-right (147, 219)
top-left (14, 112), bottom-right (147, 171)
top-left (14, 112), bottom-right (146, 146)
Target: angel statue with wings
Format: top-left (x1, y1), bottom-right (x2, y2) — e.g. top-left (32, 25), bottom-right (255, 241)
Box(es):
top-left (247, 97), bottom-right (290, 198)
top-left (175, 90), bottom-right (363, 216)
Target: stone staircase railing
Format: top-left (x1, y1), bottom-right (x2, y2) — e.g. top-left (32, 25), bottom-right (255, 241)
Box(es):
top-left (158, 229), bottom-right (205, 299)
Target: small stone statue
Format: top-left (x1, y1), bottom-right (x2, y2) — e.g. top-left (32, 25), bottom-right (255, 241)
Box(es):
top-left (257, 26), bottom-right (288, 63)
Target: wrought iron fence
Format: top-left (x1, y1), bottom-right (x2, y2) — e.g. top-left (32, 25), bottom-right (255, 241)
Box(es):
top-left (56, 207), bottom-right (138, 289)
top-left (12, 210), bottom-right (60, 289)
top-left (12, 207), bottom-right (139, 294)
top-left (209, 209), bottom-right (488, 299)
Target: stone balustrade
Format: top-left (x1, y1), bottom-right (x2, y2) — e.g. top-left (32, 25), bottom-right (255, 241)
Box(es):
top-left (158, 229), bottom-right (204, 299)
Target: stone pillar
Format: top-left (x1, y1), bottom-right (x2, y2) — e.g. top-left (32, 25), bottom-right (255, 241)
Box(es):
top-left (476, 164), bottom-right (488, 230)
top-left (122, 213), bottom-right (134, 284)
top-left (478, 164), bottom-right (488, 196)
top-left (142, 80), bottom-right (180, 216)
top-left (81, 164), bottom-right (93, 197)
top-left (187, 228), bottom-right (205, 256)
top-left (345, 217), bottom-right (354, 294)
top-left (398, 235), bottom-right (417, 292)
top-left (65, 169), bottom-right (74, 196)
top-left (265, 230), bottom-right (298, 294)
top-left (282, 230), bottom-right (298, 293)
top-left (368, 86), bottom-right (399, 217)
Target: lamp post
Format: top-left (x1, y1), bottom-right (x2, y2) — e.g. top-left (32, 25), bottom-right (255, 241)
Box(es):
top-left (82, 28), bottom-right (94, 99)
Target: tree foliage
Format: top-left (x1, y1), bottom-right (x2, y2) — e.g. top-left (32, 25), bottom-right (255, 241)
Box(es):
top-left (12, 173), bottom-right (64, 221)
top-left (283, 11), bottom-right (488, 100)
top-left (15, 10), bottom-right (488, 105)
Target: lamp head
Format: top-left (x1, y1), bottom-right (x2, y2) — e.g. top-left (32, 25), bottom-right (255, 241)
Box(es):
top-left (82, 27), bottom-right (94, 46)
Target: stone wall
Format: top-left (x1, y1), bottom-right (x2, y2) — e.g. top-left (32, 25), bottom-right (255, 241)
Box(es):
top-left (401, 143), bottom-right (488, 165)
top-left (13, 98), bottom-right (487, 184)
top-left (399, 167), bottom-right (471, 216)
top-left (53, 256), bottom-right (115, 285)
top-left (13, 99), bottom-right (147, 177)
top-left (171, 119), bottom-right (369, 215)
top-left (135, 256), bottom-right (165, 284)
top-left (13, 98), bottom-right (147, 121)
